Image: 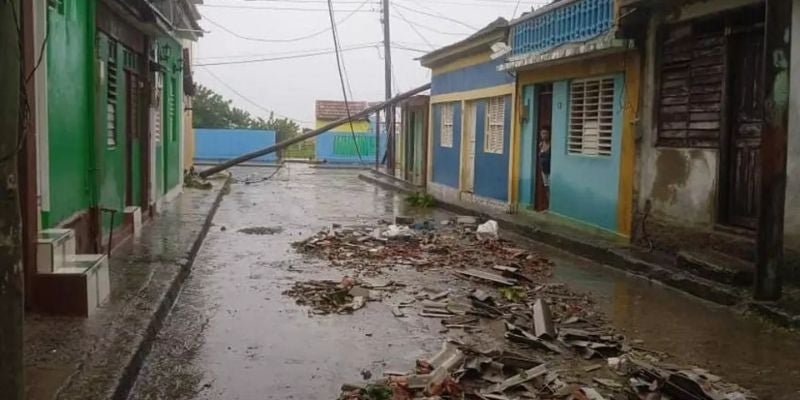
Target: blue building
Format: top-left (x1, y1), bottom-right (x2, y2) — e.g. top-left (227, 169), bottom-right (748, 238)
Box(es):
top-left (194, 129), bottom-right (277, 164)
top-left (314, 100), bottom-right (386, 164)
top-left (420, 18), bottom-right (515, 212)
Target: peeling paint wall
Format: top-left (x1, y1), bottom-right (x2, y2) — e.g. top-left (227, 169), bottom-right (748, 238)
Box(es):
top-left (637, 9), bottom-right (723, 228)
top-left (785, 0), bottom-right (800, 251)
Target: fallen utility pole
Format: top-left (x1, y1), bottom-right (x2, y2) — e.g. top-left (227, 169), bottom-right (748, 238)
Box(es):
top-left (199, 83), bottom-right (431, 178)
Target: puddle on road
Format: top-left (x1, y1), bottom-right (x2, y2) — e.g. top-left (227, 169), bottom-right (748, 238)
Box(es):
top-left (504, 231), bottom-right (800, 400)
top-left (130, 165), bottom-right (800, 400)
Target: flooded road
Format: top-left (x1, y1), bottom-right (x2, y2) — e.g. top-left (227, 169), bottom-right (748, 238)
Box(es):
top-left (129, 165), bottom-right (800, 400)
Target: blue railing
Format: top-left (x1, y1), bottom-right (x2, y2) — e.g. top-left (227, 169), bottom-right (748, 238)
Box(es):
top-left (510, 0), bottom-right (615, 56)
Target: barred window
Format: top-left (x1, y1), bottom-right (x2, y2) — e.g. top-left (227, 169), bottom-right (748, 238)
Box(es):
top-left (484, 96), bottom-right (505, 154)
top-left (440, 103), bottom-right (454, 148)
top-left (568, 77), bottom-right (614, 156)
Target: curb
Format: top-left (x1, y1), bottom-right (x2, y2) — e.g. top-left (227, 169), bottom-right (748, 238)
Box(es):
top-left (357, 177), bottom-right (759, 309)
top-left (111, 177), bottom-right (231, 400)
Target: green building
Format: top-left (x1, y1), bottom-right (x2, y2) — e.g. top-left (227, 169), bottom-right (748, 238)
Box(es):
top-left (25, 0), bottom-right (201, 315)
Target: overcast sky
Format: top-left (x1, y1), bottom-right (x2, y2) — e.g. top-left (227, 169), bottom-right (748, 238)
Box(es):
top-left (194, 0), bottom-right (550, 127)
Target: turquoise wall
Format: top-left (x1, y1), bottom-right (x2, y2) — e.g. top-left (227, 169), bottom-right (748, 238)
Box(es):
top-left (549, 75), bottom-right (624, 231)
top-left (431, 102), bottom-right (462, 188)
top-left (159, 37), bottom-right (183, 194)
top-left (519, 85), bottom-right (536, 206)
top-left (42, 0), bottom-right (96, 228)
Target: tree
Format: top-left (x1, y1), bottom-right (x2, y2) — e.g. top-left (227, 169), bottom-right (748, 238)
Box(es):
top-left (0, 1), bottom-right (24, 398)
top-left (192, 84), bottom-right (301, 141)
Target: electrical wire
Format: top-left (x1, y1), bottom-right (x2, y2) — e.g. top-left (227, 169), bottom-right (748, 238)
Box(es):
top-left (193, 43), bottom-right (379, 66)
top-left (200, 0), bottom-right (371, 43)
top-left (199, 3), bottom-right (374, 12)
top-left (325, 0), bottom-right (366, 165)
top-left (393, 2), bottom-right (477, 30)
top-left (392, 6), bottom-right (436, 49)
top-left (200, 66), bottom-right (310, 124)
top-left (390, 14), bottom-right (470, 36)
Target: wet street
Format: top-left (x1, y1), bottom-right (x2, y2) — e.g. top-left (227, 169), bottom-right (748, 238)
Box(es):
top-left (129, 165), bottom-right (800, 400)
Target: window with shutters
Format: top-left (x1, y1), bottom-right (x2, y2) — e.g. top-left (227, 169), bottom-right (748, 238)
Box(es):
top-left (484, 96), bottom-right (505, 154)
top-left (153, 72), bottom-right (163, 143)
top-left (656, 17), bottom-right (725, 148)
top-left (440, 103), bottom-right (454, 148)
top-left (169, 78), bottom-right (177, 142)
top-left (568, 77), bottom-right (614, 156)
top-left (106, 40), bottom-right (119, 148)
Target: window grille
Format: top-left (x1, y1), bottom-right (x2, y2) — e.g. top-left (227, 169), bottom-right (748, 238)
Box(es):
top-left (440, 103), bottom-right (454, 148)
top-left (568, 77), bottom-right (614, 156)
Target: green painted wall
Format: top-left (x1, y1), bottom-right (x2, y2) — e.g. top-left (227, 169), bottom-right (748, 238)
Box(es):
top-left (42, 0), bottom-right (96, 228)
top-left (95, 32), bottom-right (127, 230)
top-left (156, 36), bottom-right (183, 195)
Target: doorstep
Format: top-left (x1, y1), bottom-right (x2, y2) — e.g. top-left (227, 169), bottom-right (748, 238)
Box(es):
top-left (23, 176), bottom-right (231, 400)
top-left (358, 174), bottom-right (800, 329)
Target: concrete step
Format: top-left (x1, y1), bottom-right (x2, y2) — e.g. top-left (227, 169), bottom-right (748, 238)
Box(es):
top-left (35, 254), bottom-right (110, 317)
top-left (358, 170), bottom-right (422, 194)
top-left (36, 228), bottom-right (76, 273)
top-left (676, 249), bottom-right (754, 287)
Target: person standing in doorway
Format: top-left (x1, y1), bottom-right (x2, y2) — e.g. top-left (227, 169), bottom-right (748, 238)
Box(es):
top-left (539, 129), bottom-right (551, 189)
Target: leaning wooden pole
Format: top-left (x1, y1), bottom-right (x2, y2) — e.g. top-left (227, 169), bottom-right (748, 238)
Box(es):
top-left (199, 83), bottom-right (431, 178)
top-left (755, 0), bottom-right (792, 300)
top-left (0, 0), bottom-right (25, 398)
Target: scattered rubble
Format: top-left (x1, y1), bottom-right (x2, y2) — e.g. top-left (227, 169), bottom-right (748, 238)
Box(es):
top-left (238, 226), bottom-right (284, 235)
top-left (287, 217), bottom-right (756, 400)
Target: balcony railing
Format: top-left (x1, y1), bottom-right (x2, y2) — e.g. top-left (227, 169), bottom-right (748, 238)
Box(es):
top-left (510, 0), bottom-right (615, 56)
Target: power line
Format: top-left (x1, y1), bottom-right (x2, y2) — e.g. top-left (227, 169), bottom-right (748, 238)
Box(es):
top-left (199, 3), bottom-right (375, 12)
top-left (325, 0), bottom-right (365, 164)
top-left (392, 6), bottom-right (437, 49)
top-left (200, 66), bottom-right (310, 124)
top-left (390, 14), bottom-right (470, 36)
top-left (393, 2), bottom-right (478, 31)
top-left (194, 43), bottom-right (379, 66)
top-left (390, 42), bottom-right (430, 53)
top-left (195, 42), bottom-right (379, 60)
top-left (200, 0), bottom-right (371, 43)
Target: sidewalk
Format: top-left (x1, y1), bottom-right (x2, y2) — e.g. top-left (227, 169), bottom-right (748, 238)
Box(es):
top-left (359, 169), bottom-right (800, 329)
top-left (24, 176), bottom-right (230, 400)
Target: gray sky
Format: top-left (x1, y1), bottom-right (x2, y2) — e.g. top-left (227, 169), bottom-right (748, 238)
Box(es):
top-left (194, 0), bottom-right (549, 127)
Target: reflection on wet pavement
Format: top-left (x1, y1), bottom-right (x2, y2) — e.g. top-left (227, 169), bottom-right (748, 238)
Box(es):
top-left (129, 164), bottom-right (800, 400)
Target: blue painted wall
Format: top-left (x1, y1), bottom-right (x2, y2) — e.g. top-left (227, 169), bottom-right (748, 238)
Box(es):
top-left (518, 85), bottom-right (537, 206)
top-left (194, 129), bottom-right (277, 162)
top-left (549, 75), bottom-right (624, 232)
top-left (431, 58), bottom-right (514, 95)
top-left (473, 96), bottom-right (512, 201)
top-left (431, 102), bottom-right (462, 188)
top-left (315, 131), bottom-right (387, 164)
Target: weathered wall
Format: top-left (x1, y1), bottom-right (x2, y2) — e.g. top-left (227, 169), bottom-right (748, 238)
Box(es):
top-left (786, 0), bottom-right (800, 251)
top-left (42, 0), bottom-right (96, 228)
top-left (195, 129), bottom-right (277, 162)
top-left (183, 40), bottom-right (195, 173)
top-left (636, 12), bottom-right (719, 228)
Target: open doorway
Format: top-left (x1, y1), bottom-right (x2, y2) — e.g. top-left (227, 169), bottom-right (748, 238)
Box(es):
top-left (534, 84), bottom-right (553, 211)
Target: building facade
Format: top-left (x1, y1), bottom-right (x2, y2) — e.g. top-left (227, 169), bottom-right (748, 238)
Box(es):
top-left (314, 100), bottom-right (384, 164)
top-left (421, 19), bottom-right (516, 212)
top-left (394, 95), bottom-right (430, 187)
top-left (24, 0), bottom-right (200, 315)
top-left (499, 0), bottom-right (640, 236)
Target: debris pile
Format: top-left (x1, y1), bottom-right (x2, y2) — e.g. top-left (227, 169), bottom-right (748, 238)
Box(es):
top-left (283, 277), bottom-right (402, 315)
top-left (338, 340), bottom-right (755, 400)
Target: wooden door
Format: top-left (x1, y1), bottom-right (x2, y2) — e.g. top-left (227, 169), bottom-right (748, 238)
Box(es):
top-left (463, 102), bottom-right (477, 193)
top-left (725, 26), bottom-right (764, 229)
top-left (534, 85), bottom-right (553, 211)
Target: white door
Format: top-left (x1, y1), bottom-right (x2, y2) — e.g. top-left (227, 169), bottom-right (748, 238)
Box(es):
top-left (462, 102), bottom-right (476, 193)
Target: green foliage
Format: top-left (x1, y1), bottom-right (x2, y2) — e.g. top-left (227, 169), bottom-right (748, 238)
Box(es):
top-left (498, 286), bottom-right (527, 302)
top-left (192, 84), bottom-right (301, 142)
top-left (405, 192), bottom-right (436, 208)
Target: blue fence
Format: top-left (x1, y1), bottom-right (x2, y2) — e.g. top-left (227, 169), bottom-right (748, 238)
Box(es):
top-left (511, 0), bottom-right (614, 56)
top-left (194, 128), bottom-right (277, 163)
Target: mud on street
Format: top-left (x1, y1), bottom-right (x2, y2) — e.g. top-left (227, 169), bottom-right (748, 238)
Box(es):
top-left (128, 165), bottom-right (800, 400)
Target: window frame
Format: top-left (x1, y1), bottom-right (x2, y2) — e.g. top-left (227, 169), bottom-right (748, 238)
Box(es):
top-left (567, 76), bottom-right (615, 157)
top-left (440, 102), bottom-right (454, 148)
top-left (483, 96), bottom-right (505, 155)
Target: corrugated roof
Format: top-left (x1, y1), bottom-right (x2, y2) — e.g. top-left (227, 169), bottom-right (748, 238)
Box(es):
top-left (315, 100), bottom-right (372, 121)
